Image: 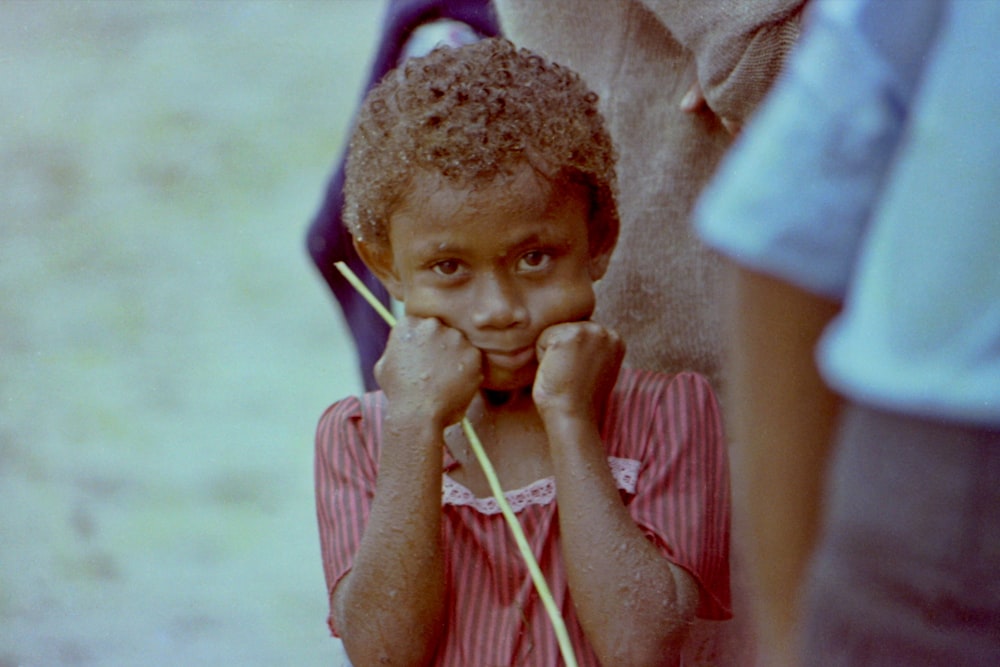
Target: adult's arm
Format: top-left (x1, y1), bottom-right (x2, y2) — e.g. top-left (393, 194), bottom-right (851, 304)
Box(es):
top-left (721, 264), bottom-right (841, 666)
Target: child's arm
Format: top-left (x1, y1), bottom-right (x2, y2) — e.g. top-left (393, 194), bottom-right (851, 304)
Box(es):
top-left (333, 317), bottom-right (482, 665)
top-left (534, 323), bottom-right (700, 666)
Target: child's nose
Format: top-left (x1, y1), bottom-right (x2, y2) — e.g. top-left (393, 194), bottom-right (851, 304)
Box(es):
top-left (471, 273), bottom-right (527, 329)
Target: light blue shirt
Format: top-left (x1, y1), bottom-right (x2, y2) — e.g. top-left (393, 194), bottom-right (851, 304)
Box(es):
top-left (696, 0), bottom-right (1000, 426)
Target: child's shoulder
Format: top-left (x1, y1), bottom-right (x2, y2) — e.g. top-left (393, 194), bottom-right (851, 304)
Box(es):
top-left (315, 391), bottom-right (389, 466)
top-left (602, 368), bottom-right (721, 458)
top-left (318, 390), bottom-right (387, 431)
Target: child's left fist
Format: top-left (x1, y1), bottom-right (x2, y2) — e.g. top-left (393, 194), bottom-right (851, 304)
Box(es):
top-left (533, 321), bottom-right (624, 420)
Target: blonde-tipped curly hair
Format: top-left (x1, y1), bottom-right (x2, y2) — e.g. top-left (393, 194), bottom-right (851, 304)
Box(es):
top-left (343, 37), bottom-right (619, 254)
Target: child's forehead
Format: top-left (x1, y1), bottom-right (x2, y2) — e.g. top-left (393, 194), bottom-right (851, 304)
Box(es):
top-left (388, 165), bottom-right (590, 250)
top-left (395, 164), bottom-right (570, 218)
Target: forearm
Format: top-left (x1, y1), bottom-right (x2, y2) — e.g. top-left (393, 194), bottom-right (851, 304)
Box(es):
top-left (723, 265), bottom-right (841, 666)
top-left (548, 416), bottom-right (697, 666)
top-left (335, 416), bottom-right (447, 666)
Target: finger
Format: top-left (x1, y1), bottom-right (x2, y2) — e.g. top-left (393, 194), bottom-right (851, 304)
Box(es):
top-left (722, 117), bottom-right (743, 136)
top-left (680, 81), bottom-right (707, 112)
top-left (534, 321), bottom-right (577, 358)
top-left (534, 323), bottom-right (558, 357)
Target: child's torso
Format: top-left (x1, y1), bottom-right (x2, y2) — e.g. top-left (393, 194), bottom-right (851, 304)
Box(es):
top-left (443, 394), bottom-right (554, 497)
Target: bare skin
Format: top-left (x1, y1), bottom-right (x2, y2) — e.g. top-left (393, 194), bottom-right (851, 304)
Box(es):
top-left (721, 264), bottom-right (842, 667)
top-left (336, 164), bottom-right (700, 666)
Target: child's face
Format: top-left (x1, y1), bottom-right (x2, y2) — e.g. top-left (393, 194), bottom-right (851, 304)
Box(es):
top-left (372, 165), bottom-right (610, 392)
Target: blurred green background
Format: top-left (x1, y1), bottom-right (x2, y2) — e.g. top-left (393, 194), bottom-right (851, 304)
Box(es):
top-left (0, 2), bottom-right (381, 664)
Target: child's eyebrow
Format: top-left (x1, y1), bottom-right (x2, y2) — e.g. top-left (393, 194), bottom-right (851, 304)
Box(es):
top-left (506, 231), bottom-right (573, 253)
top-left (410, 231), bottom-right (570, 259)
top-left (410, 238), bottom-right (465, 257)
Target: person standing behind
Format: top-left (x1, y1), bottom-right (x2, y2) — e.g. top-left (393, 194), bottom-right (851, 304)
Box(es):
top-left (697, 1), bottom-right (1000, 665)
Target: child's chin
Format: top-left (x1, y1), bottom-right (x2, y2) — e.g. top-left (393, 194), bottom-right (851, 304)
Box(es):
top-left (481, 366), bottom-right (537, 394)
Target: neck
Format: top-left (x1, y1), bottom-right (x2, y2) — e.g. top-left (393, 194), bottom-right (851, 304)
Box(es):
top-left (456, 386), bottom-right (550, 491)
top-left (480, 385), bottom-right (534, 411)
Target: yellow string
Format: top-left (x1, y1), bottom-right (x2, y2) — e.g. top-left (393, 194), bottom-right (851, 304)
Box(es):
top-left (334, 261), bottom-right (578, 667)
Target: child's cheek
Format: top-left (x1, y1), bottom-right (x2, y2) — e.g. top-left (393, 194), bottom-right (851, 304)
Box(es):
top-left (543, 279), bottom-right (596, 325)
top-left (402, 288), bottom-right (463, 331)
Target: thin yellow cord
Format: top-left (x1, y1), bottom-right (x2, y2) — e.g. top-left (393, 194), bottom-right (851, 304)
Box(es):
top-left (334, 261), bottom-right (578, 667)
top-left (458, 419), bottom-right (579, 666)
top-left (333, 263), bottom-right (396, 326)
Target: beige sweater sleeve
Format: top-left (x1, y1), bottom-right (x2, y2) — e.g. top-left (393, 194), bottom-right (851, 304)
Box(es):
top-left (645, 0), bottom-right (805, 122)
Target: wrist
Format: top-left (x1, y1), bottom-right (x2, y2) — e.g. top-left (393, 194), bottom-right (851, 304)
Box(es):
top-left (540, 408), bottom-right (601, 452)
top-left (380, 409), bottom-right (447, 469)
top-left (384, 404), bottom-right (450, 436)
top-left (537, 398), bottom-right (598, 431)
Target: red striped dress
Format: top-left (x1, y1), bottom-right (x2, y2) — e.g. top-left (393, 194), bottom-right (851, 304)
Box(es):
top-left (315, 368), bottom-right (731, 665)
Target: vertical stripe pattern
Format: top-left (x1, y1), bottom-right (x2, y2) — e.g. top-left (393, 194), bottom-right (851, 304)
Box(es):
top-left (314, 368), bottom-right (731, 664)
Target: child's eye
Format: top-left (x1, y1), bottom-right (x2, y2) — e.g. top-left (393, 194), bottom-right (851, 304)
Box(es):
top-left (517, 251), bottom-right (552, 272)
top-left (431, 259), bottom-right (463, 277)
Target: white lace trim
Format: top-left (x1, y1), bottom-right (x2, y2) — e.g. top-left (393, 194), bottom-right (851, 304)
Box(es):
top-left (441, 456), bottom-right (640, 515)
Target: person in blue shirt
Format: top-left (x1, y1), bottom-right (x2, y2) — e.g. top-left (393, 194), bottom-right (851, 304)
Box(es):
top-left (696, 1), bottom-right (1000, 665)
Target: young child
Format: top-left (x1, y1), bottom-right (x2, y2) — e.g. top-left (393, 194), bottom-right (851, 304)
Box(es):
top-left (314, 38), bottom-right (730, 666)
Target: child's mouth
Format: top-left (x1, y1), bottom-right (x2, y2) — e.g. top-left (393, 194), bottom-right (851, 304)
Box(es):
top-left (481, 346), bottom-right (536, 370)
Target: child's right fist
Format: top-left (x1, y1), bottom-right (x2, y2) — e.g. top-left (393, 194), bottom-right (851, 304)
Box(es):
top-left (375, 316), bottom-right (483, 428)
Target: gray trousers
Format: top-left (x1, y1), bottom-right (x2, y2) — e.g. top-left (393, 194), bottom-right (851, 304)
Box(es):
top-left (802, 403), bottom-right (1000, 666)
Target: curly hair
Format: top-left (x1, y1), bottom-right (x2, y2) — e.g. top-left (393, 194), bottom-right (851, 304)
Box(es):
top-left (343, 37), bottom-right (619, 253)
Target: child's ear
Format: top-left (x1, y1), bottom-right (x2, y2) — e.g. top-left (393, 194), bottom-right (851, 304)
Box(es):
top-left (588, 230), bottom-right (616, 281)
top-left (354, 238), bottom-right (405, 302)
